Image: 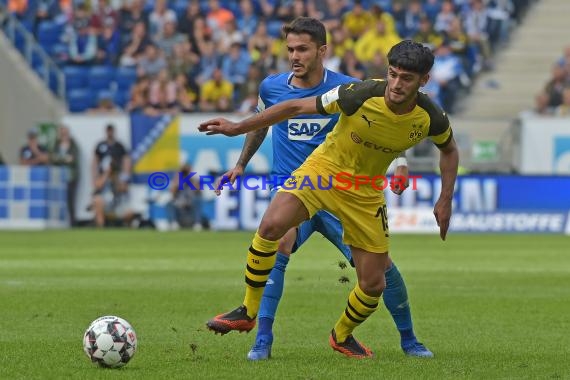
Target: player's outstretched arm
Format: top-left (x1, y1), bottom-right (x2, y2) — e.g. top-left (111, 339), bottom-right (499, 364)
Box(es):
top-left (213, 128), bottom-right (270, 196)
top-left (198, 97), bottom-right (319, 136)
top-left (434, 136), bottom-right (459, 241)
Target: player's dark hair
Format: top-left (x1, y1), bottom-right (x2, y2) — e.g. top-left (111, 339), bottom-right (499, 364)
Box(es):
top-left (387, 40), bottom-right (434, 75)
top-left (282, 17), bottom-right (327, 47)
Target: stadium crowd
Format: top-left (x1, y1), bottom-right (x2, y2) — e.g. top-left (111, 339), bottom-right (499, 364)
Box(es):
top-left (2, 0), bottom-right (533, 114)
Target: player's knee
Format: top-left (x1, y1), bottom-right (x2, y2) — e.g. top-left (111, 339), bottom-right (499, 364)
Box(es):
top-left (258, 219), bottom-right (286, 241)
top-left (358, 277), bottom-right (386, 297)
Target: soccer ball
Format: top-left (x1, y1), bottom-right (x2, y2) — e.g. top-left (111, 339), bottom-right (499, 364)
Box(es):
top-left (83, 315), bottom-right (137, 368)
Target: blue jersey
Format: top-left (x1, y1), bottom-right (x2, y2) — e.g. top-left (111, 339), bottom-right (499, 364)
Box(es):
top-left (256, 70), bottom-right (358, 187)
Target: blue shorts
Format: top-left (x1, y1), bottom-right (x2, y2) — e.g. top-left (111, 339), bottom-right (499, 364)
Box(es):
top-left (271, 188), bottom-right (353, 266)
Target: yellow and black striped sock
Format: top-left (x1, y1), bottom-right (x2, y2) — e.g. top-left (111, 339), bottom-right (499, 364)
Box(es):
top-left (333, 284), bottom-right (380, 343)
top-left (243, 232), bottom-right (279, 318)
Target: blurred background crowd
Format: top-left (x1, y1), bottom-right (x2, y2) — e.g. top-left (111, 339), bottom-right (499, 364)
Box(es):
top-left (2, 0), bottom-right (533, 114)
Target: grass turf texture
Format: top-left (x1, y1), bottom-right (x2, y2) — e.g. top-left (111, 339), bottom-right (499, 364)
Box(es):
top-left (1, 231), bottom-right (569, 379)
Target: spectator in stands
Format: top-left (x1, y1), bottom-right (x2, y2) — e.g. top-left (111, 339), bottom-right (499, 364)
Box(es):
top-left (194, 40), bottom-right (220, 85)
top-left (544, 64), bottom-right (570, 108)
top-left (444, 16), bottom-right (471, 75)
top-left (7, 0), bottom-right (28, 20)
top-left (236, 0), bottom-right (258, 38)
top-left (178, 0), bottom-right (202, 40)
top-left (118, 0), bottom-right (148, 43)
top-left (126, 77), bottom-right (150, 113)
top-left (0, 152), bottom-right (5, 165)
top-left (20, 128), bottom-right (49, 166)
top-left (33, 0), bottom-right (64, 36)
top-left (422, 77), bottom-right (443, 107)
top-left (403, 0), bottom-right (424, 38)
top-left (91, 124), bottom-right (132, 227)
top-left (221, 42), bottom-right (252, 104)
top-left (463, 0), bottom-right (493, 71)
top-left (97, 18), bottom-right (121, 65)
top-left (51, 125), bottom-right (79, 226)
top-left (413, 15), bottom-right (444, 52)
top-left (486, 0), bottom-right (513, 50)
top-left (168, 41), bottom-right (199, 77)
top-left (156, 20), bottom-right (187, 57)
top-left (90, 0), bottom-right (118, 33)
top-left (365, 51), bottom-right (389, 79)
top-left (329, 26), bottom-right (354, 61)
top-left (199, 68), bottom-right (233, 112)
top-left (339, 49), bottom-right (366, 80)
top-left (206, 0), bottom-right (234, 36)
top-left (68, 24), bottom-right (98, 65)
top-left (241, 64), bottom-right (261, 105)
top-left (423, 0), bottom-right (442, 23)
top-left (319, 0), bottom-right (346, 31)
top-left (434, 0), bottom-right (455, 34)
top-left (169, 163), bottom-right (203, 230)
top-left (187, 16), bottom-right (212, 56)
top-left (136, 43), bottom-right (167, 77)
top-left (215, 18), bottom-right (245, 55)
top-left (354, 19), bottom-right (401, 64)
top-left (431, 40), bottom-right (465, 114)
top-left (119, 21), bottom-right (151, 67)
top-left (370, 4), bottom-right (398, 36)
top-left (248, 20), bottom-right (274, 63)
top-left (175, 73), bottom-right (197, 113)
top-left (554, 88), bottom-right (570, 117)
top-left (342, 0), bottom-right (373, 41)
top-left (148, 0), bottom-right (176, 39)
top-left (149, 68), bottom-right (177, 109)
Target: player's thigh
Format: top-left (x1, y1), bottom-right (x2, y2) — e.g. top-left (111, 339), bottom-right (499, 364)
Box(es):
top-left (258, 192), bottom-right (310, 240)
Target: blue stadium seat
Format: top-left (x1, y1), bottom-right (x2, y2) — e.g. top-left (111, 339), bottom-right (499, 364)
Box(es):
top-left (67, 88), bottom-right (94, 112)
top-left (115, 66), bottom-right (137, 91)
top-left (88, 65), bottom-right (116, 90)
top-left (114, 89), bottom-right (130, 108)
top-left (63, 66), bottom-right (89, 91)
top-left (37, 21), bottom-right (63, 46)
top-left (174, 0), bottom-right (188, 17)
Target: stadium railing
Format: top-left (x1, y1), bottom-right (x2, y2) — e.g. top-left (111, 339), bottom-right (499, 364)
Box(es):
top-left (0, 4), bottom-right (65, 100)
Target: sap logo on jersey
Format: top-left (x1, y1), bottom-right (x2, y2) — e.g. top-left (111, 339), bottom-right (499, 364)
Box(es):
top-left (288, 119), bottom-right (330, 141)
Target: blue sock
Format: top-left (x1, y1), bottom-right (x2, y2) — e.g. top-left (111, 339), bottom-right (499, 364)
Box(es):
top-left (256, 252), bottom-right (289, 341)
top-left (383, 263), bottom-right (417, 345)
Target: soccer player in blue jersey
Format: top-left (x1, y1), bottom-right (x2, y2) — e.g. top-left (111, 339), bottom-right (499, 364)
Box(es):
top-left (208, 17), bottom-right (432, 360)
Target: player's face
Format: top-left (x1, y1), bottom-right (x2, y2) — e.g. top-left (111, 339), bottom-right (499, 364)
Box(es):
top-left (286, 33), bottom-right (325, 79)
top-left (386, 66), bottom-right (429, 105)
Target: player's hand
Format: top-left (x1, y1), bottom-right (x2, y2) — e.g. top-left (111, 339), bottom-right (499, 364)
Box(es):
top-left (391, 165), bottom-right (409, 195)
top-left (433, 197), bottom-right (452, 241)
top-left (198, 118), bottom-right (240, 136)
top-left (214, 165), bottom-right (244, 196)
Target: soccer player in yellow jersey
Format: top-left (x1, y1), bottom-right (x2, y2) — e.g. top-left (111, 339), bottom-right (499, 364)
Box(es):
top-left (199, 40), bottom-right (459, 358)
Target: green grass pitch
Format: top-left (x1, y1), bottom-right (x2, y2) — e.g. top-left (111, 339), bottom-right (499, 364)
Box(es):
top-left (1, 230), bottom-right (569, 379)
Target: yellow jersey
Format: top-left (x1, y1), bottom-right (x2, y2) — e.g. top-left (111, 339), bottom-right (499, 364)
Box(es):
top-left (307, 79), bottom-right (452, 198)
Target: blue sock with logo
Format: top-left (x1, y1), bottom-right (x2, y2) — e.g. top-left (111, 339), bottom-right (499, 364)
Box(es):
top-left (256, 252), bottom-right (290, 342)
top-left (383, 263), bottom-right (417, 346)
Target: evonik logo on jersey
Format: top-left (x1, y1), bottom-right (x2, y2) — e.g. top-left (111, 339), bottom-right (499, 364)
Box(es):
top-left (288, 118), bottom-right (331, 141)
